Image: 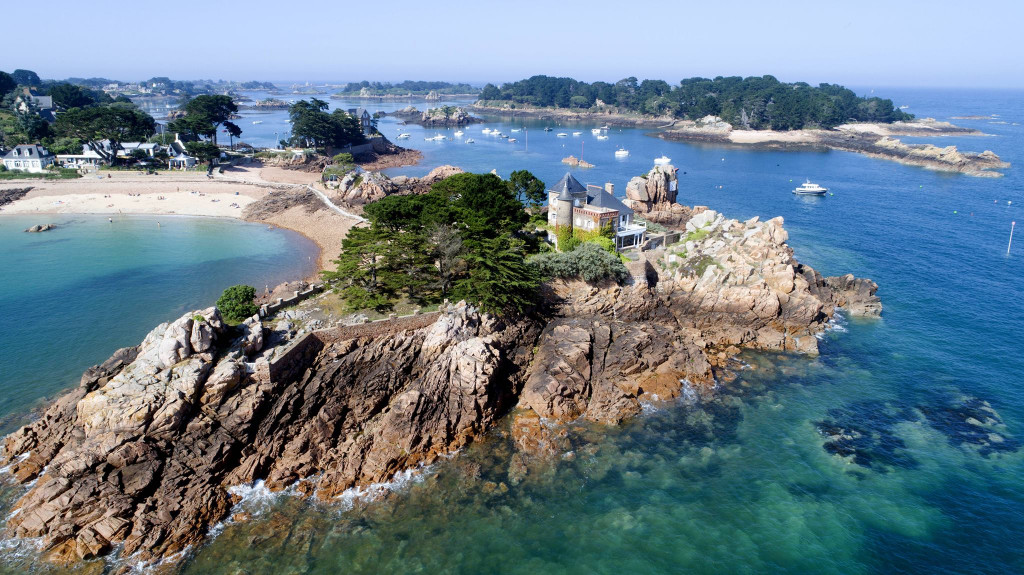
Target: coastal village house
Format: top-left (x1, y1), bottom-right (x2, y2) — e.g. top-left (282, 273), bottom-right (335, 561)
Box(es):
top-left (3, 144), bottom-right (55, 173)
top-left (57, 141), bottom-right (167, 170)
top-left (15, 91), bottom-right (55, 122)
top-left (347, 108), bottom-right (373, 135)
top-left (547, 173), bottom-right (647, 251)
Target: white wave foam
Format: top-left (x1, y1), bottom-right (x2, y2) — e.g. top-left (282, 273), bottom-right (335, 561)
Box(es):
top-left (817, 309), bottom-right (849, 339)
top-left (0, 452), bottom-right (30, 475)
top-left (334, 464), bottom-right (432, 510)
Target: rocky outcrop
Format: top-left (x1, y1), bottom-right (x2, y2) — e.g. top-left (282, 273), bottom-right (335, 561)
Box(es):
top-left (331, 165), bottom-right (464, 210)
top-left (824, 274), bottom-right (882, 317)
top-left (388, 106), bottom-right (481, 127)
top-left (625, 164), bottom-right (691, 229)
top-left (24, 223), bottom-right (56, 233)
top-left (1, 302), bottom-right (538, 567)
top-left (0, 187), bottom-right (32, 207)
top-left (1, 207), bottom-right (880, 568)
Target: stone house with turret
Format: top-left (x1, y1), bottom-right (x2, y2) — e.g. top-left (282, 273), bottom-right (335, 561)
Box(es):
top-left (547, 172), bottom-right (647, 251)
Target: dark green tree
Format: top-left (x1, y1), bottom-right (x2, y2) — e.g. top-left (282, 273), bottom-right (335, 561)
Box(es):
top-left (453, 235), bottom-right (539, 315)
top-left (184, 141), bottom-right (220, 173)
top-left (54, 104), bottom-right (156, 165)
top-left (0, 72), bottom-right (16, 99)
top-left (48, 84), bottom-right (95, 110)
top-left (11, 69), bottom-right (40, 86)
top-left (508, 170), bottom-right (546, 208)
top-left (322, 226), bottom-right (393, 311)
top-left (181, 94), bottom-right (239, 145)
top-left (216, 285), bottom-right (258, 323)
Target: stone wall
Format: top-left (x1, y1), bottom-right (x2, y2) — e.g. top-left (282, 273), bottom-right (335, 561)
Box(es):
top-left (256, 311), bottom-right (442, 384)
top-left (259, 284), bottom-right (325, 318)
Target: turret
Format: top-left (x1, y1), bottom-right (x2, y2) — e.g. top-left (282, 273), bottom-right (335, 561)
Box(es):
top-left (555, 184), bottom-right (573, 230)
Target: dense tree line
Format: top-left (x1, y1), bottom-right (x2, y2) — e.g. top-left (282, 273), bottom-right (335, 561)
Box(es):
top-left (478, 75), bottom-right (913, 129)
top-left (337, 80), bottom-right (479, 95)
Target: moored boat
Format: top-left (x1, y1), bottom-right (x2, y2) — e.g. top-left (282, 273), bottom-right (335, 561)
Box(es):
top-left (654, 155), bottom-right (671, 165)
top-left (614, 149), bottom-right (629, 157)
top-left (792, 179), bottom-right (828, 195)
top-left (557, 132), bottom-right (568, 137)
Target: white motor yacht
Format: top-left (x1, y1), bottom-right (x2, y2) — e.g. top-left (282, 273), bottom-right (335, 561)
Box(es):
top-left (792, 180), bottom-right (828, 195)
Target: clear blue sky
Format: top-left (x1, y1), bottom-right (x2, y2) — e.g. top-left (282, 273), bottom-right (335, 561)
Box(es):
top-left (7, 0), bottom-right (1022, 88)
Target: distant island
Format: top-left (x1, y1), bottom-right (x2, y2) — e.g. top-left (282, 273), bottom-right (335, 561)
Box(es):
top-left (332, 80), bottom-right (480, 100)
top-left (470, 75), bottom-right (1008, 177)
top-left (475, 75), bottom-right (913, 130)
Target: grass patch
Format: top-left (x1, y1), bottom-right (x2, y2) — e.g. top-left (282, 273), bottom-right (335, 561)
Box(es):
top-left (685, 228), bottom-right (710, 243)
top-left (0, 168), bottom-right (80, 180)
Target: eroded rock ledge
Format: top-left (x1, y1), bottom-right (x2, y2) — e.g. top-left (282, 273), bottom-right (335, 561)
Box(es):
top-left (1, 211), bottom-right (880, 569)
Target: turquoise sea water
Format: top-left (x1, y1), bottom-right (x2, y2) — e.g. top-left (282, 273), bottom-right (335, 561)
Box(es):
top-left (0, 215), bottom-right (317, 434)
top-left (3, 88), bottom-right (1024, 574)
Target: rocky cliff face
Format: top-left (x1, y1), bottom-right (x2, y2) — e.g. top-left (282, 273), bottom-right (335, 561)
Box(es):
top-left (625, 164), bottom-right (692, 229)
top-left (1, 303), bottom-right (537, 567)
top-left (1, 209), bottom-right (880, 568)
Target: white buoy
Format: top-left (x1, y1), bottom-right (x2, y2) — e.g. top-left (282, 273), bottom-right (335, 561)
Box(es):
top-left (1009, 221), bottom-right (1016, 255)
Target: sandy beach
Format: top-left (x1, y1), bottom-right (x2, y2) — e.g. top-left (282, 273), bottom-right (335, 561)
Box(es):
top-left (0, 165), bottom-right (359, 278)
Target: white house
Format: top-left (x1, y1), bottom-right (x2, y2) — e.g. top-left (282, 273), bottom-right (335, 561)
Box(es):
top-left (3, 144), bottom-right (55, 173)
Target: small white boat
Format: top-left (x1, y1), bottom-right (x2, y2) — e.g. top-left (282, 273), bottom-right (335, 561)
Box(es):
top-left (792, 179), bottom-right (828, 195)
top-left (556, 132), bottom-right (568, 137)
top-left (396, 133), bottom-right (411, 139)
top-left (482, 128), bottom-right (492, 134)
top-left (425, 134), bottom-right (446, 141)
top-left (466, 138), bottom-right (475, 144)
top-left (252, 120), bottom-right (263, 125)
top-left (453, 130), bottom-right (464, 137)
top-left (591, 128), bottom-right (602, 135)
top-left (511, 129), bottom-right (520, 133)
top-left (596, 135), bottom-right (609, 140)
top-left (508, 138), bottom-right (517, 143)
top-left (614, 149), bottom-right (629, 157)
top-left (572, 131), bottom-right (582, 136)
top-left (654, 155), bottom-right (671, 165)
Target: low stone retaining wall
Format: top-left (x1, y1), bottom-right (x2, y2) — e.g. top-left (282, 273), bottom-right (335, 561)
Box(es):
top-left (259, 284), bottom-right (325, 318)
top-left (255, 310), bottom-right (442, 384)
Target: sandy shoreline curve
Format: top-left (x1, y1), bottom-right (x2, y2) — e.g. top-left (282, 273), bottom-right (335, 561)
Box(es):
top-left (0, 165), bottom-right (360, 281)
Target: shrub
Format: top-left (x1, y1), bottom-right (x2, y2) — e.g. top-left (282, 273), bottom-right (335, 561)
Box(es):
top-left (530, 242), bottom-right (629, 284)
top-left (216, 284), bottom-right (258, 323)
top-left (332, 152), bottom-right (354, 165)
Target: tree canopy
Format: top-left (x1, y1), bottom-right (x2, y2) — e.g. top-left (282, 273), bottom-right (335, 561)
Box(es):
top-left (11, 69), bottom-right (41, 87)
top-left (324, 171), bottom-right (541, 315)
top-left (288, 99), bottom-right (365, 150)
top-left (0, 72), bottom-right (16, 99)
top-left (169, 94), bottom-right (239, 146)
top-left (54, 104), bottom-right (156, 164)
top-left (478, 75), bottom-right (913, 129)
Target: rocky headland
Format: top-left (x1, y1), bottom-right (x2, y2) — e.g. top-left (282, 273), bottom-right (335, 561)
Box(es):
top-left (0, 192), bottom-right (880, 570)
top-left (659, 116), bottom-right (1009, 177)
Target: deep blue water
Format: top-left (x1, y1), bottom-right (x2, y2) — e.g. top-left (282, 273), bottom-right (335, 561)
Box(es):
top-left (3, 88), bottom-right (1023, 574)
top-left (0, 215), bottom-right (317, 434)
